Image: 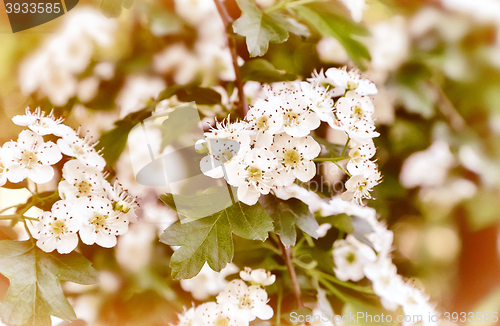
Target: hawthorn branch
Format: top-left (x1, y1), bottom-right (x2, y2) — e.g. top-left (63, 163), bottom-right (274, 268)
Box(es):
top-left (278, 236), bottom-right (304, 309)
top-left (214, 0), bottom-right (248, 118)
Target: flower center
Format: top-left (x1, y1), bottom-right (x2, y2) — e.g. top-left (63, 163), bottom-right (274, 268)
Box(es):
top-left (357, 182), bottom-right (368, 192)
top-left (90, 213), bottom-right (108, 232)
top-left (283, 149), bottom-right (301, 168)
top-left (256, 116), bottom-right (269, 130)
top-left (347, 80), bottom-right (358, 91)
top-left (346, 252), bottom-right (356, 264)
top-left (72, 142), bottom-right (86, 156)
top-left (75, 181), bottom-right (93, 197)
top-left (113, 200), bottom-right (130, 213)
top-left (353, 106), bottom-right (364, 120)
top-left (214, 317), bottom-right (229, 326)
top-left (246, 166), bottom-right (262, 182)
top-left (284, 110), bottom-right (299, 127)
top-left (20, 151), bottom-right (38, 169)
top-left (216, 149), bottom-right (234, 164)
top-left (51, 220), bottom-right (67, 236)
top-left (238, 294), bottom-right (253, 309)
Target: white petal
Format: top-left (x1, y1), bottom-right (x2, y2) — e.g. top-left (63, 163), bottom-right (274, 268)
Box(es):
top-left (56, 234), bottom-right (79, 254)
top-left (295, 161), bottom-right (316, 182)
top-left (28, 165), bottom-right (54, 184)
top-left (79, 226), bottom-right (97, 245)
top-left (252, 305), bottom-right (274, 320)
top-left (96, 233), bottom-right (117, 248)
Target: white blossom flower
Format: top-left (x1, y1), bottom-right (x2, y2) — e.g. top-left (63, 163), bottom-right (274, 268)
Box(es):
top-left (280, 90), bottom-right (321, 137)
top-left (400, 140), bottom-right (454, 188)
top-left (12, 106), bottom-right (73, 136)
top-left (226, 148), bottom-right (278, 205)
top-left (316, 223), bottom-right (332, 238)
top-left (346, 139), bottom-right (377, 175)
top-left (193, 302), bottom-right (249, 326)
top-left (341, 166), bottom-right (382, 205)
top-left (334, 91), bottom-right (379, 140)
top-left (364, 259), bottom-right (406, 311)
top-left (35, 200), bottom-right (80, 254)
top-left (201, 118), bottom-right (252, 179)
top-left (332, 235), bottom-right (376, 282)
top-left (247, 97), bottom-right (284, 148)
top-left (216, 279), bottom-right (274, 321)
top-left (300, 82), bottom-right (336, 127)
top-left (174, 306), bottom-right (197, 326)
top-left (180, 263), bottom-right (239, 301)
top-left (239, 267), bottom-right (276, 286)
top-left (58, 160), bottom-right (108, 200)
top-left (325, 67), bottom-right (377, 96)
top-left (270, 133), bottom-right (321, 186)
top-left (0, 147), bottom-right (12, 187)
top-left (76, 196), bottom-right (129, 248)
top-left (401, 286), bottom-right (437, 326)
top-left (57, 128), bottom-right (106, 171)
top-left (105, 180), bottom-right (139, 223)
top-left (4, 130), bottom-right (62, 184)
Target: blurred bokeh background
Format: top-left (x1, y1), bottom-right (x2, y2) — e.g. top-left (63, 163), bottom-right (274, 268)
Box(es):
top-left (1, 0), bottom-right (500, 325)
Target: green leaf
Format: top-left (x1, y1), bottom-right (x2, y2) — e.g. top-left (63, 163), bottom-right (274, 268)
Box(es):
top-left (260, 196), bottom-right (319, 248)
top-left (97, 107), bottom-right (154, 166)
top-left (159, 106), bottom-right (201, 151)
top-left (160, 193), bottom-right (274, 279)
top-left (296, 4), bottom-right (371, 69)
top-left (157, 85), bottom-right (222, 105)
top-left (325, 214), bottom-right (354, 234)
top-left (100, 0), bottom-right (131, 18)
top-left (241, 59), bottom-right (297, 83)
top-left (0, 241), bottom-right (99, 326)
top-left (233, 0), bottom-right (289, 57)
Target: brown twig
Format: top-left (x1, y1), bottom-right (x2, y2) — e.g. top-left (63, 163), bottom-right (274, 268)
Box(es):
top-left (278, 236), bottom-right (304, 309)
top-left (214, 0), bottom-right (248, 118)
top-left (430, 81), bottom-right (466, 131)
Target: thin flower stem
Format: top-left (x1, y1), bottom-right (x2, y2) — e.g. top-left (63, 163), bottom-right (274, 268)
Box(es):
top-left (333, 161), bottom-right (351, 177)
top-left (313, 270), bottom-right (375, 295)
top-left (317, 277), bottom-right (349, 302)
top-left (278, 235), bottom-right (304, 309)
top-left (276, 283), bottom-right (283, 326)
top-left (313, 156), bottom-right (349, 162)
top-left (214, 0), bottom-right (248, 118)
top-left (341, 137), bottom-right (350, 157)
top-left (0, 214), bottom-right (19, 220)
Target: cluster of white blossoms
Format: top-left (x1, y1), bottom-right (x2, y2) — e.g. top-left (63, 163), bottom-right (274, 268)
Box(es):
top-left (322, 198), bottom-right (437, 326)
top-left (0, 107), bottom-right (137, 254)
top-left (175, 267), bottom-right (275, 326)
top-left (200, 67), bottom-right (382, 206)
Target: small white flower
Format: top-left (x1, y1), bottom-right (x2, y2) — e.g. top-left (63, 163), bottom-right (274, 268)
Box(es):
top-left (0, 146), bottom-right (13, 187)
top-left (247, 97), bottom-right (284, 148)
top-left (342, 166), bottom-right (382, 205)
top-left (325, 67), bottom-right (377, 96)
top-left (400, 286), bottom-right (437, 326)
top-left (57, 128), bottom-right (106, 171)
top-left (36, 200), bottom-right (80, 254)
top-left (201, 118), bottom-right (252, 179)
top-left (5, 130), bottom-right (62, 184)
top-left (193, 302), bottom-right (249, 326)
top-left (58, 160), bottom-right (108, 200)
top-left (332, 235), bottom-right (376, 282)
top-left (280, 89), bottom-right (320, 137)
top-left (300, 82), bottom-right (336, 127)
top-left (76, 196), bottom-right (129, 248)
top-left (12, 106), bottom-right (73, 136)
top-left (239, 267), bottom-right (276, 286)
top-left (226, 148), bottom-right (278, 205)
top-left (216, 279), bottom-right (274, 321)
top-left (180, 263), bottom-right (239, 301)
top-left (334, 92), bottom-right (379, 140)
top-left (364, 259), bottom-right (406, 311)
top-left (270, 133), bottom-right (321, 186)
top-left (105, 180), bottom-right (139, 223)
top-left (175, 306), bottom-right (197, 326)
top-left (346, 139), bottom-right (376, 175)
